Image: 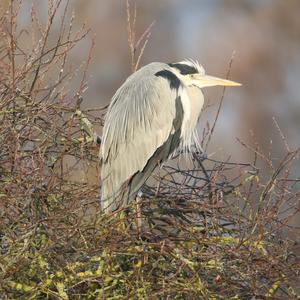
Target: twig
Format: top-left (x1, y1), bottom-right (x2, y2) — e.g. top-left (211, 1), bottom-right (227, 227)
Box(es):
top-left (204, 50), bottom-right (236, 151)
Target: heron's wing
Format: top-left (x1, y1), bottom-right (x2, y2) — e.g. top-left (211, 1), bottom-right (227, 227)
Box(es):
top-left (101, 71), bottom-right (181, 212)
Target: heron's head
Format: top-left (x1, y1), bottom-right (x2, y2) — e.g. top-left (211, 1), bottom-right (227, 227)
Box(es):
top-left (168, 59), bottom-right (241, 88)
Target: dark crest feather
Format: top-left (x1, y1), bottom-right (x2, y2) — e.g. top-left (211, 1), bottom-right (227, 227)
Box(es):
top-left (168, 63), bottom-right (198, 75)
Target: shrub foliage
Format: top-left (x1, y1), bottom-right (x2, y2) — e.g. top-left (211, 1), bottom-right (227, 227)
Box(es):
top-left (0, 1), bottom-right (299, 299)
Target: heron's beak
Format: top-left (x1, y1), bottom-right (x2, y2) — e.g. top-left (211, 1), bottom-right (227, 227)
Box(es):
top-left (192, 74), bottom-right (242, 88)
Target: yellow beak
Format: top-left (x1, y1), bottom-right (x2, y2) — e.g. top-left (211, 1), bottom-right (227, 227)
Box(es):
top-left (193, 74), bottom-right (242, 88)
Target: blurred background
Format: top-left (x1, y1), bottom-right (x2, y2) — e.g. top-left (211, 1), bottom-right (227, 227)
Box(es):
top-left (83, 0), bottom-right (300, 164)
top-left (1, 0), bottom-right (299, 168)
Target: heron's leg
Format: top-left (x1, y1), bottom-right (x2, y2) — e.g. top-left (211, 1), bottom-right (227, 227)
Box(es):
top-left (135, 193), bottom-right (143, 238)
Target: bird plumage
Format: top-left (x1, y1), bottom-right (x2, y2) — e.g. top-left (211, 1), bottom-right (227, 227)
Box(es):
top-left (100, 60), bottom-right (241, 212)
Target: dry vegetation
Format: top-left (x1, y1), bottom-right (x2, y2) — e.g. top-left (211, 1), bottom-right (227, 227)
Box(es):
top-left (0, 1), bottom-right (299, 299)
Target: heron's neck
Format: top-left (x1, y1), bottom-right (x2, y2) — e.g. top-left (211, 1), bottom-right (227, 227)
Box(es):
top-left (178, 86), bottom-right (203, 152)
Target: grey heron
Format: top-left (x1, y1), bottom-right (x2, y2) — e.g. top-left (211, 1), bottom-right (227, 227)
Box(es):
top-left (100, 60), bottom-right (241, 213)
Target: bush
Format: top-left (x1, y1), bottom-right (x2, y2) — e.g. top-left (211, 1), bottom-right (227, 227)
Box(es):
top-left (0, 1), bottom-right (299, 299)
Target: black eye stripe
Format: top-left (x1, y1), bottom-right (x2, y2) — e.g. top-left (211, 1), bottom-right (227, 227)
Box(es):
top-left (168, 63), bottom-right (198, 75)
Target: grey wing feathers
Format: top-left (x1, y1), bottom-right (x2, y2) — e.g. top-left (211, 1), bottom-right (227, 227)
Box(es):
top-left (101, 66), bottom-right (178, 212)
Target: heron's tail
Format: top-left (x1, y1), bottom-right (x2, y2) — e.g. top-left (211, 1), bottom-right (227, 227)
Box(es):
top-left (100, 131), bottom-right (181, 213)
top-left (100, 181), bottom-right (129, 213)
top-left (100, 166), bottom-right (155, 214)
